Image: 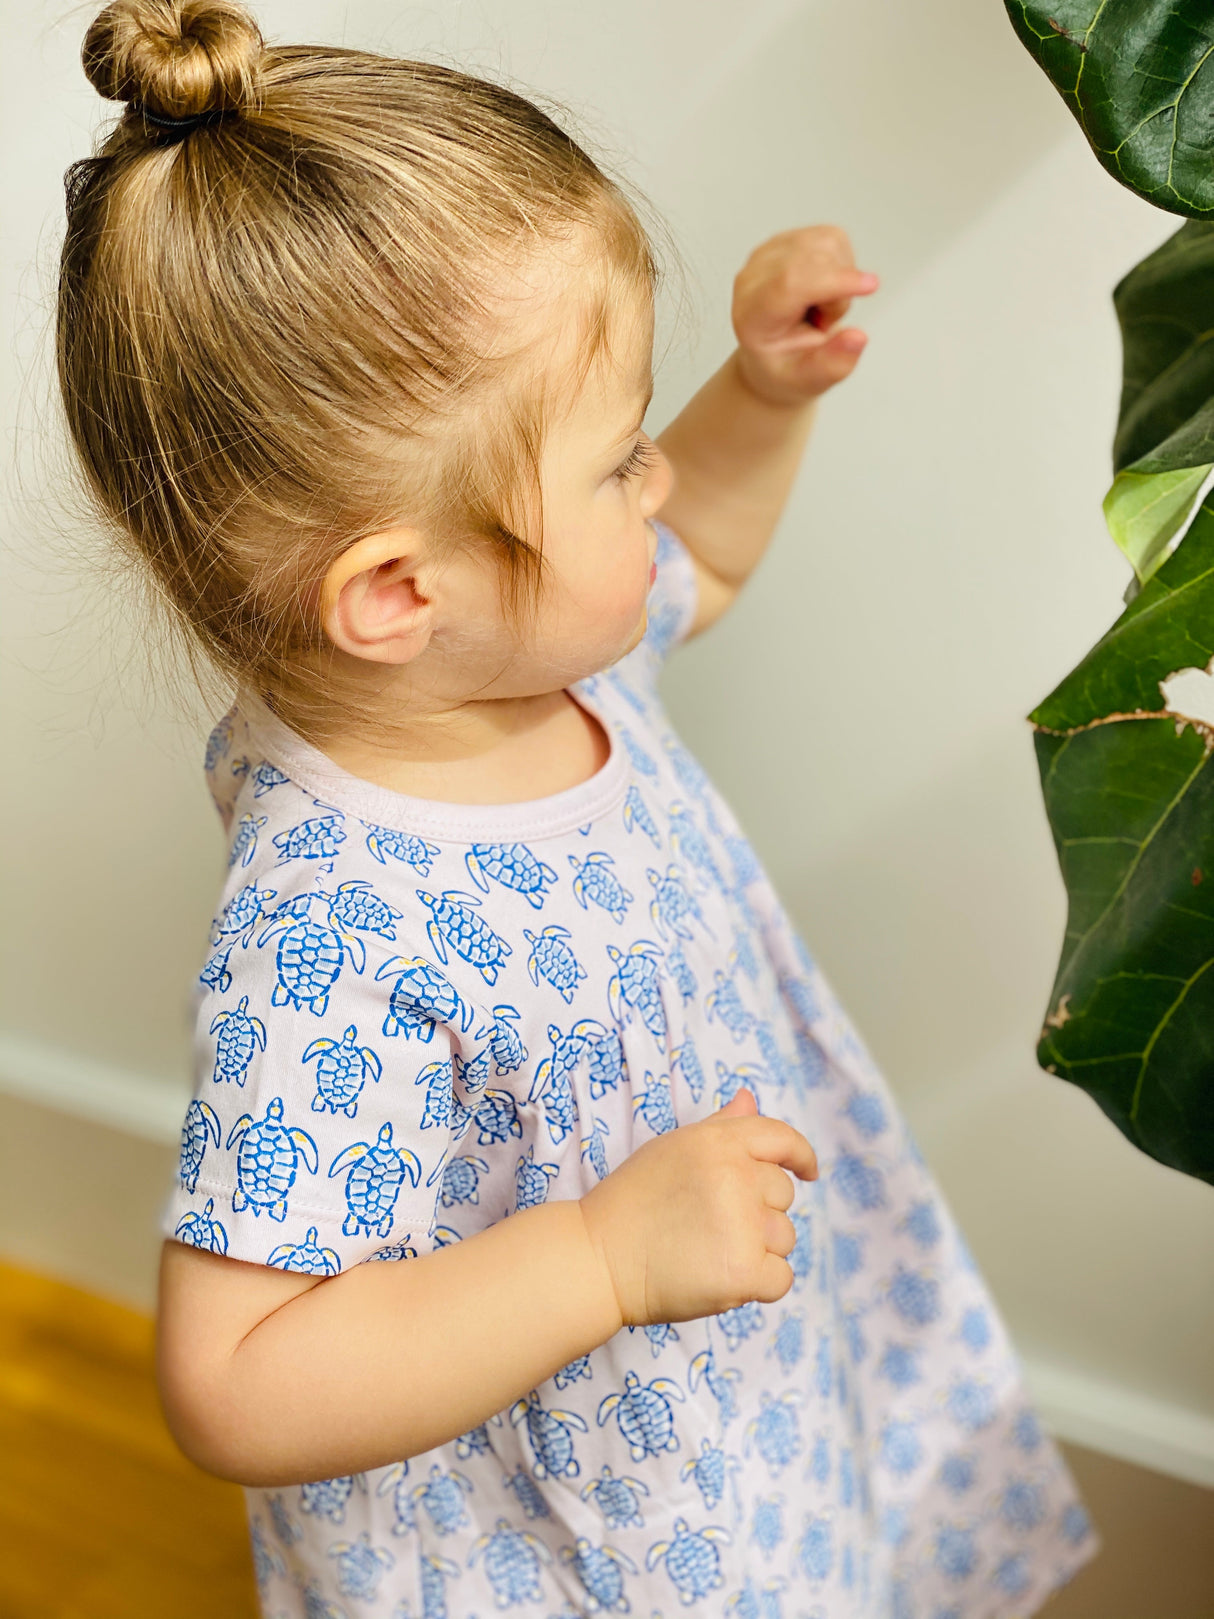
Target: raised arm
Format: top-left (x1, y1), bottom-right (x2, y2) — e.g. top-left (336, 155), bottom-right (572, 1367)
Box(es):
top-left (655, 227), bottom-right (879, 637)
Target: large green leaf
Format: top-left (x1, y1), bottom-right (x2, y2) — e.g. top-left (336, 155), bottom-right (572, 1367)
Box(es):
top-left (1032, 495), bottom-right (1214, 1181)
top-left (1034, 716), bottom-right (1214, 1182)
top-left (1105, 219), bottom-right (1214, 585)
top-left (1003, 0), bottom-right (1214, 217)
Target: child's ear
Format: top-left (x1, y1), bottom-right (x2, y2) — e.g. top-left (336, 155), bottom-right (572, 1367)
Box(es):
top-left (320, 529), bottom-right (434, 665)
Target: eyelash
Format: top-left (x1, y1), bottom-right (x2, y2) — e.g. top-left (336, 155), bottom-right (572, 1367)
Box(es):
top-left (613, 437), bottom-right (659, 482)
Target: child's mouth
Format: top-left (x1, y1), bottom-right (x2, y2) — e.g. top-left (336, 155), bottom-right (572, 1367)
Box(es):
top-left (649, 562), bottom-right (657, 585)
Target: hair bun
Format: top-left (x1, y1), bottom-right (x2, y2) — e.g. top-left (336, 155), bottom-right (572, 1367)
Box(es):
top-left (83, 0), bottom-right (263, 120)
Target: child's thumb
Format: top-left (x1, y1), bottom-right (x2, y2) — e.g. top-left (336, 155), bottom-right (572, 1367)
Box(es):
top-left (718, 1086), bottom-right (758, 1115)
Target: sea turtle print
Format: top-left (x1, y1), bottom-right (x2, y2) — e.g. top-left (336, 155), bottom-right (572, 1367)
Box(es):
top-left (179, 1098), bottom-right (221, 1192)
top-left (303, 1025), bottom-right (383, 1117)
top-left (374, 954), bottom-right (475, 1041)
top-left (209, 995), bottom-right (267, 1087)
top-left (646, 1516), bottom-right (732, 1604)
top-left (328, 1532), bottom-right (395, 1601)
top-left (328, 1122), bottom-right (422, 1239)
top-left (257, 892), bottom-right (369, 1017)
top-left (569, 851), bottom-right (633, 922)
top-left (524, 925), bottom-right (587, 1004)
top-left (417, 889), bottom-right (512, 985)
top-left (583, 1466), bottom-right (651, 1531)
top-left (465, 841), bottom-right (559, 909)
top-left (163, 520), bottom-right (1095, 1619)
top-left (560, 1534), bottom-right (639, 1612)
top-left (362, 821), bottom-right (441, 874)
top-left (226, 1097), bottom-right (319, 1221)
top-left (174, 1196), bottom-right (228, 1254)
top-left (230, 812), bottom-right (269, 870)
top-left (469, 1517), bottom-right (553, 1608)
top-left (267, 1226), bottom-right (343, 1276)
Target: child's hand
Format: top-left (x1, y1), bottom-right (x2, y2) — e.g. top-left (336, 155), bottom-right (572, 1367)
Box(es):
top-left (731, 226), bottom-right (879, 409)
top-left (579, 1087), bottom-right (818, 1328)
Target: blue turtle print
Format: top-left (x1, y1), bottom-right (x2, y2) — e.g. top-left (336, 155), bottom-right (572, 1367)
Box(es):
top-left (252, 760), bottom-right (289, 797)
top-left (666, 941), bottom-right (698, 1001)
top-left (209, 995), bottom-right (267, 1086)
top-left (509, 1389), bottom-right (589, 1480)
top-left (646, 1515), bottom-right (731, 1603)
top-left (180, 1099), bottom-right (221, 1192)
top-left (632, 1070), bottom-right (677, 1135)
top-left (597, 1370), bottom-right (685, 1462)
top-left (749, 1495), bottom-right (785, 1560)
top-left (524, 925), bottom-right (587, 1004)
top-left (682, 1440), bottom-right (727, 1512)
top-left (363, 821), bottom-right (441, 873)
top-left (267, 1226), bottom-right (342, 1276)
top-left (199, 945), bottom-right (234, 994)
top-left (646, 864), bottom-right (708, 943)
top-left (230, 811), bottom-right (268, 869)
top-left (440, 1152), bottom-right (490, 1208)
top-left (417, 889), bottom-right (512, 985)
top-left (561, 1534), bottom-right (639, 1612)
top-left (373, 1462), bottom-right (416, 1538)
top-left (514, 1144), bottom-right (560, 1210)
top-left (375, 953), bottom-right (475, 1041)
top-left (503, 1467), bottom-right (552, 1521)
top-left (744, 1391), bottom-right (804, 1479)
top-left (568, 851), bottom-right (633, 922)
top-left (768, 1312), bottom-right (805, 1374)
top-left (583, 1466), bottom-right (650, 1531)
top-left (303, 1024), bottom-right (382, 1117)
top-left (227, 1098), bottom-right (319, 1221)
top-left (716, 1301), bottom-right (766, 1354)
top-left (469, 1516), bottom-right (553, 1608)
top-left (470, 1087), bottom-right (524, 1148)
top-left (257, 892), bottom-right (368, 1017)
top-left (706, 969), bottom-right (753, 1043)
top-left (328, 1532), bottom-right (395, 1601)
top-left (328, 1123), bottom-right (422, 1239)
top-left (300, 1474), bottom-right (364, 1525)
top-left (465, 842), bottom-right (558, 909)
top-left (666, 802), bottom-right (723, 889)
top-left (606, 940), bottom-right (668, 1049)
top-left (174, 1196), bottom-right (228, 1254)
top-left (321, 879), bottom-right (403, 940)
top-left (204, 711), bottom-right (234, 772)
top-left (273, 814), bottom-right (346, 866)
top-left (485, 1004), bottom-right (528, 1073)
top-left (580, 1113), bottom-right (612, 1181)
top-left (267, 1491), bottom-right (302, 1546)
top-left (408, 1463), bottom-right (477, 1537)
top-left (211, 881), bottom-right (277, 948)
top-left (622, 784), bottom-right (661, 847)
top-left (250, 1514), bottom-right (286, 1590)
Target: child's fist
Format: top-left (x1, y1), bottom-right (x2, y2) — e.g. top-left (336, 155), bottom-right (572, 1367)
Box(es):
top-left (731, 226), bottom-right (878, 408)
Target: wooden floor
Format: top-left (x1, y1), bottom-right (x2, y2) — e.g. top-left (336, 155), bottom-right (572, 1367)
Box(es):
top-left (1, 1255), bottom-right (1212, 1618)
top-left (0, 1259), bottom-right (258, 1619)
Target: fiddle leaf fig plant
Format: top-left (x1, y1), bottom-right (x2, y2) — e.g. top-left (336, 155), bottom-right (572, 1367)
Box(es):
top-left (1004, 0), bottom-right (1214, 1182)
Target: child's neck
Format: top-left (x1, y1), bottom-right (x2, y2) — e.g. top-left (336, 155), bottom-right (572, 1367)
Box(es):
top-left (316, 688), bottom-right (611, 805)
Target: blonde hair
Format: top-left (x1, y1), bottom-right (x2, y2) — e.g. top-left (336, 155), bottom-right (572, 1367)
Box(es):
top-left (57, 0), bottom-right (658, 740)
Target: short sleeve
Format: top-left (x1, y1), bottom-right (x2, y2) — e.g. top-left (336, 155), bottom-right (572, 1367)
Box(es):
top-left (162, 909), bottom-right (470, 1273)
top-left (639, 519), bottom-right (699, 666)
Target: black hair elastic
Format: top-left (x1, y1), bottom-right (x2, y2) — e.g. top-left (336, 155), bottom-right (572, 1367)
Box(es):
top-left (136, 104), bottom-right (229, 136)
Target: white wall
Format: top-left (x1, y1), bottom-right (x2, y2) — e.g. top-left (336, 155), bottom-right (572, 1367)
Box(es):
top-left (3, 0), bottom-right (1211, 1482)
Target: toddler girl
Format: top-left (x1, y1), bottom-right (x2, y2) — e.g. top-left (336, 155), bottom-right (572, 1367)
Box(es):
top-left (57, 3), bottom-right (1097, 1615)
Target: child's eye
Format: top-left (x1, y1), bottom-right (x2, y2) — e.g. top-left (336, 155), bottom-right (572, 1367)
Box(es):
top-left (612, 437), bottom-right (659, 483)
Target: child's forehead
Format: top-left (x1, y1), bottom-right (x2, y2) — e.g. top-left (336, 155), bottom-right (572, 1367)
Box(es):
top-left (488, 232), bottom-right (653, 403)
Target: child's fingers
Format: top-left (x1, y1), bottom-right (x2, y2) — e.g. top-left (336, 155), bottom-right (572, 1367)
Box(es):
top-left (738, 267), bottom-right (877, 346)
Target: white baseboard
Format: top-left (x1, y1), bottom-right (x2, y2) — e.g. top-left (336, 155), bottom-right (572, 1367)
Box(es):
top-left (0, 1028), bottom-right (189, 1145)
top-left (0, 1027), bottom-right (1210, 1490)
